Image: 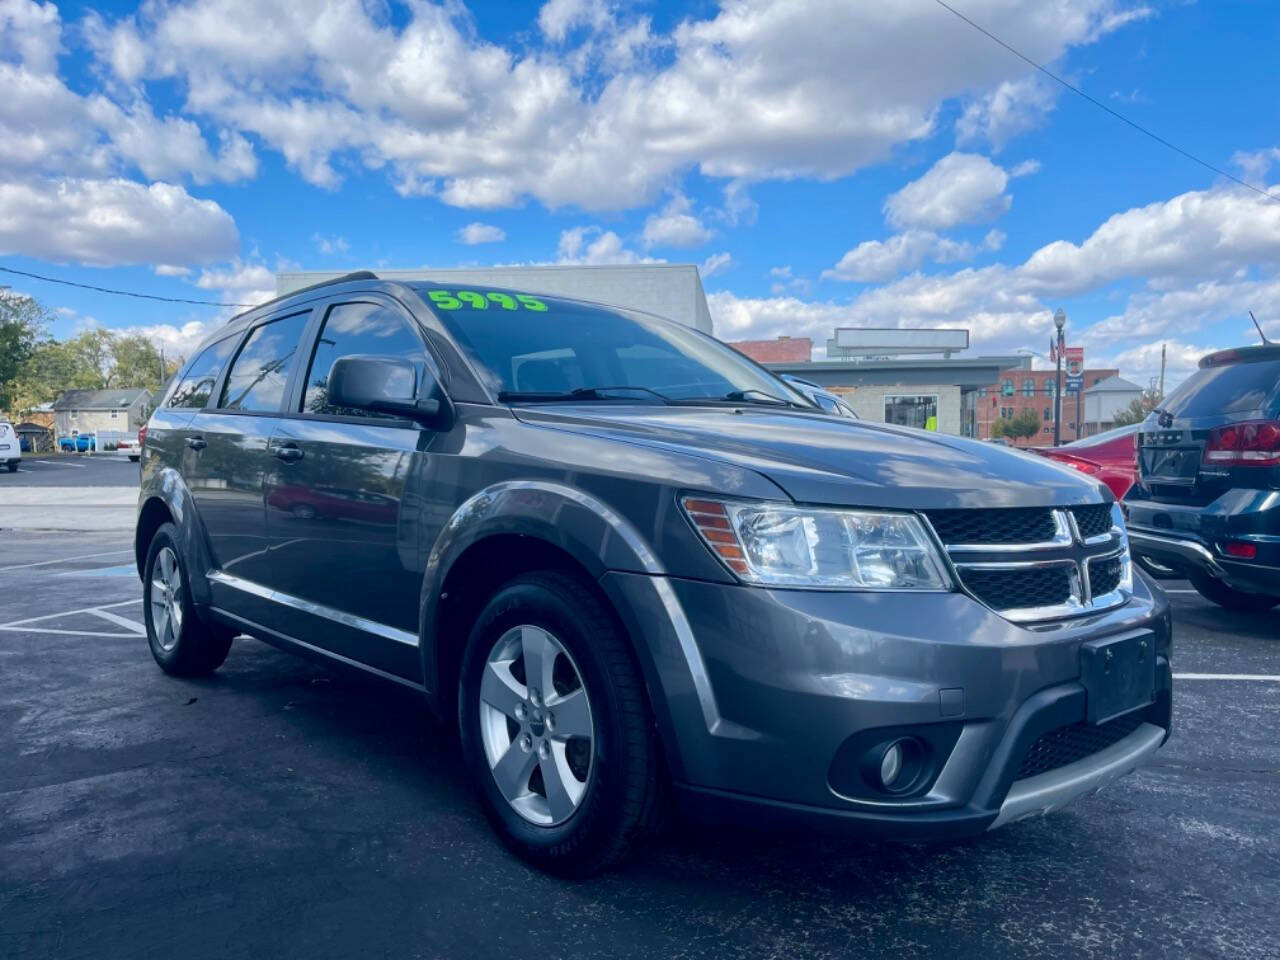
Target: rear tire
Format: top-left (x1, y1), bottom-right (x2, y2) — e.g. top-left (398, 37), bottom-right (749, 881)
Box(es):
top-left (1187, 571), bottom-right (1280, 612)
top-left (143, 523), bottom-right (235, 675)
top-left (6, 462), bottom-right (16, 472)
top-left (457, 571), bottom-right (665, 877)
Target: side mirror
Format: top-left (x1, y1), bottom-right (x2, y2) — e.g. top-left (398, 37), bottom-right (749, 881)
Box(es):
top-left (327, 355), bottom-right (454, 428)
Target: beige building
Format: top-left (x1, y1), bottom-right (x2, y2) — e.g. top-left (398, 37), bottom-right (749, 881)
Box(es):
top-left (53, 389), bottom-right (152, 438)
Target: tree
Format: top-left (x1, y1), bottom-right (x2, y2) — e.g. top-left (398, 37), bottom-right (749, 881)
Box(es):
top-left (109, 333), bottom-right (176, 391)
top-left (1112, 388), bottom-right (1163, 427)
top-left (0, 290), bottom-right (49, 413)
top-left (992, 409), bottom-right (1041, 442)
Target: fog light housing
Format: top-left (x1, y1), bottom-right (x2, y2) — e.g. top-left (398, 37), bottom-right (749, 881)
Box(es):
top-left (880, 741), bottom-right (904, 788)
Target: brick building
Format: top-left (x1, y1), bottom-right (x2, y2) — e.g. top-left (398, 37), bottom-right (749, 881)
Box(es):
top-left (975, 367), bottom-right (1119, 446)
top-left (728, 336), bottom-right (813, 363)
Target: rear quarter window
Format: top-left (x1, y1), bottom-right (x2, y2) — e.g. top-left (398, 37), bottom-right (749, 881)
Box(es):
top-left (1163, 360), bottom-right (1280, 419)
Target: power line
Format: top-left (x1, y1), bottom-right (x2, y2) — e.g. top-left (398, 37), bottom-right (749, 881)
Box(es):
top-left (0, 265), bottom-right (256, 307)
top-left (931, 0), bottom-right (1280, 204)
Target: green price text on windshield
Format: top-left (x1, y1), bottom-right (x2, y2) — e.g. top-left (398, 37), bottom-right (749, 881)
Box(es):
top-left (429, 290), bottom-right (548, 312)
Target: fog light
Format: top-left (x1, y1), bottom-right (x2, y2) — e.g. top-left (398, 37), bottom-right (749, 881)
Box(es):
top-left (880, 742), bottom-right (904, 788)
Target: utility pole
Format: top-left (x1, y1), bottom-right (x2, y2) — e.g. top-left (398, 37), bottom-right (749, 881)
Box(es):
top-left (1053, 308), bottom-right (1066, 446)
top-left (1158, 343), bottom-right (1166, 401)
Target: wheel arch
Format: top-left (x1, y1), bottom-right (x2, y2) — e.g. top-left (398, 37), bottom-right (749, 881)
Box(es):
top-left (418, 481), bottom-right (674, 750)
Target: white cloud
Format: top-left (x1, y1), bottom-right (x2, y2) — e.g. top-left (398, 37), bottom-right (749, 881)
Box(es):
top-left (556, 226), bottom-right (660, 265)
top-left (884, 153), bottom-right (1012, 231)
top-left (456, 222), bottom-right (506, 245)
top-left (153, 264), bottom-right (192, 276)
top-left (700, 251), bottom-right (735, 278)
top-left (642, 193), bottom-right (712, 249)
top-left (311, 233), bottom-right (350, 255)
top-left (957, 76), bottom-right (1059, 150)
top-left (1018, 183), bottom-right (1280, 296)
top-left (1010, 159), bottom-right (1041, 178)
top-left (823, 229), bottom-right (1002, 283)
top-left (75, 0), bottom-right (1143, 211)
top-left (1232, 147), bottom-right (1280, 187)
top-left (0, 177), bottom-right (238, 266)
top-left (195, 259), bottom-right (275, 306)
top-left (116, 319), bottom-right (219, 363)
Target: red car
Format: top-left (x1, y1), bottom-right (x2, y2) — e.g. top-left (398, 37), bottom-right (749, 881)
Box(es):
top-left (1034, 423), bottom-right (1139, 500)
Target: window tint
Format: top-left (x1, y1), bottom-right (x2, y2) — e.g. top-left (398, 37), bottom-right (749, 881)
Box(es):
top-left (1162, 359), bottom-right (1280, 419)
top-left (428, 290), bottom-right (802, 404)
top-left (168, 336), bottom-right (238, 409)
top-left (219, 312), bottom-right (310, 412)
top-left (302, 303), bottom-right (430, 417)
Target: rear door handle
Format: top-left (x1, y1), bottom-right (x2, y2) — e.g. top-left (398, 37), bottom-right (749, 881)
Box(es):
top-left (273, 442), bottom-right (304, 463)
top-left (185, 436), bottom-right (207, 451)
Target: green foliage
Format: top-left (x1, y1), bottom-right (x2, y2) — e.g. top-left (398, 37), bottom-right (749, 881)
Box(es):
top-left (992, 408), bottom-right (1042, 441)
top-left (3, 292), bottom-right (181, 417)
top-left (1112, 388), bottom-right (1163, 427)
top-left (0, 292), bottom-right (49, 412)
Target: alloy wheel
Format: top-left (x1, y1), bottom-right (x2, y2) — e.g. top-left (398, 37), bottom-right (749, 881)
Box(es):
top-left (149, 546), bottom-right (184, 652)
top-left (479, 624), bottom-right (595, 826)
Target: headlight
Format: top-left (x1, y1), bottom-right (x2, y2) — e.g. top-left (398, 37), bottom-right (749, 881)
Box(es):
top-left (681, 497), bottom-right (953, 590)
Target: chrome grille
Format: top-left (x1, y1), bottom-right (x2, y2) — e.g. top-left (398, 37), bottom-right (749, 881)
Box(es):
top-left (925, 504), bottom-right (1129, 622)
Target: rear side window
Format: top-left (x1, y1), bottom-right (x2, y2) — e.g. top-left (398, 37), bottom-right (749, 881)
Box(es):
top-left (301, 303), bottom-right (431, 417)
top-left (1162, 360), bottom-right (1280, 419)
top-left (219, 311), bottom-right (311, 412)
top-left (167, 336), bottom-right (238, 409)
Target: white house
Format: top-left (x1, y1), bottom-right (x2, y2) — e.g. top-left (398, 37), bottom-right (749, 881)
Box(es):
top-left (1082, 375), bottom-right (1144, 433)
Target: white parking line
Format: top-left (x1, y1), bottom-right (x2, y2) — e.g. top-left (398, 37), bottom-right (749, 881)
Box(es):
top-left (88, 608), bottom-right (148, 635)
top-left (1174, 673), bottom-right (1280, 682)
top-left (0, 548), bottom-right (133, 573)
top-left (30, 459), bottom-right (86, 467)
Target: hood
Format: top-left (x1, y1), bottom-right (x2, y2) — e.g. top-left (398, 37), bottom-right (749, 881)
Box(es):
top-left (513, 405), bottom-right (1108, 509)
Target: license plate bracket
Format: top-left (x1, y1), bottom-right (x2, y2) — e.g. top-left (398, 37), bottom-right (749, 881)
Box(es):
top-left (1080, 633), bottom-right (1156, 724)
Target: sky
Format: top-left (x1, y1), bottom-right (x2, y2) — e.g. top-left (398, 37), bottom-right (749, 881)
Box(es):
top-left (1, 0), bottom-right (1278, 389)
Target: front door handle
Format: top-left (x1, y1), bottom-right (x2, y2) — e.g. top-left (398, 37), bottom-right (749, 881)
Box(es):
top-left (273, 443), bottom-right (304, 463)
top-left (185, 436), bottom-right (207, 451)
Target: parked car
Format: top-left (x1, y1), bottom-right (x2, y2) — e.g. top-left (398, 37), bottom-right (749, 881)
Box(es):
top-left (781, 375), bottom-right (858, 418)
top-left (59, 434), bottom-right (96, 452)
top-left (1126, 344), bottom-right (1280, 611)
top-left (0, 421), bottom-right (21, 472)
top-left (116, 435), bottom-right (142, 462)
top-left (135, 273), bottom-right (1172, 876)
top-left (1034, 423), bottom-right (1140, 500)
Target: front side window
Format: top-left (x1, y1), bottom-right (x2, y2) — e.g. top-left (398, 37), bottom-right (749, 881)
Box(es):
top-left (168, 336), bottom-right (238, 409)
top-left (426, 288), bottom-right (804, 405)
top-left (219, 312), bottom-right (311, 412)
top-left (302, 303), bottom-right (431, 418)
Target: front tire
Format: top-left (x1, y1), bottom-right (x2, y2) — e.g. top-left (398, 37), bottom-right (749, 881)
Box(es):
top-left (458, 571), bottom-right (664, 877)
top-left (1188, 570), bottom-right (1280, 612)
top-left (143, 523), bottom-right (234, 675)
top-left (5, 462), bottom-right (16, 472)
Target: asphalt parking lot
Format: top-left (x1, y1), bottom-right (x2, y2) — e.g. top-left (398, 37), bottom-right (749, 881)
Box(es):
top-left (1, 532), bottom-right (1278, 959)
top-left (0, 453), bottom-right (140, 487)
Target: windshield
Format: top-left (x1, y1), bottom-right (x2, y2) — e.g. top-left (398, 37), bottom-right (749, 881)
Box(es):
top-left (421, 287), bottom-right (803, 404)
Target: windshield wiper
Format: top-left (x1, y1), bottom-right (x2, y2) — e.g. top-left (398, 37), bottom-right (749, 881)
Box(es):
top-left (497, 385), bottom-right (672, 404)
top-left (717, 389), bottom-right (802, 408)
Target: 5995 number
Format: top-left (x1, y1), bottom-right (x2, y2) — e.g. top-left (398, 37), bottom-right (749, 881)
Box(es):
top-left (428, 290), bottom-right (548, 312)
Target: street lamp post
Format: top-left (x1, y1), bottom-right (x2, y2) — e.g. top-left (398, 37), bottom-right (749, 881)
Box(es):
top-left (1053, 308), bottom-right (1066, 447)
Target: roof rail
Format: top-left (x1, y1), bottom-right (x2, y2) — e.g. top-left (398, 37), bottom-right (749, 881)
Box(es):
top-left (227, 270), bottom-right (380, 323)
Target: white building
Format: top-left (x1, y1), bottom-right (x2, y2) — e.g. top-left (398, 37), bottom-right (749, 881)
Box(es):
top-left (277, 264), bottom-right (713, 333)
top-left (1082, 375), bottom-right (1144, 433)
top-left (53, 389), bottom-right (152, 437)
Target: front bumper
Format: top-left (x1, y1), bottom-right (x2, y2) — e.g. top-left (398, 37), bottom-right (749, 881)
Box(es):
top-left (602, 570), bottom-right (1172, 839)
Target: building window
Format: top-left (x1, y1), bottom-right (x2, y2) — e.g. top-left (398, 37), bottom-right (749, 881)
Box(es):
top-left (1022, 377), bottom-right (1035, 397)
top-left (1000, 378), bottom-right (1014, 397)
top-left (884, 395), bottom-right (939, 431)
top-left (1044, 380), bottom-right (1056, 396)
top-left (977, 387), bottom-right (987, 397)
top-left (1043, 406), bottom-right (1051, 420)
top-left (70, 409), bottom-right (78, 420)
top-left (110, 410), bottom-right (118, 419)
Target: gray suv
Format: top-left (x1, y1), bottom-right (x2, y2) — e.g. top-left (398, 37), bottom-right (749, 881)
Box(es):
top-left (136, 273), bottom-right (1172, 875)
